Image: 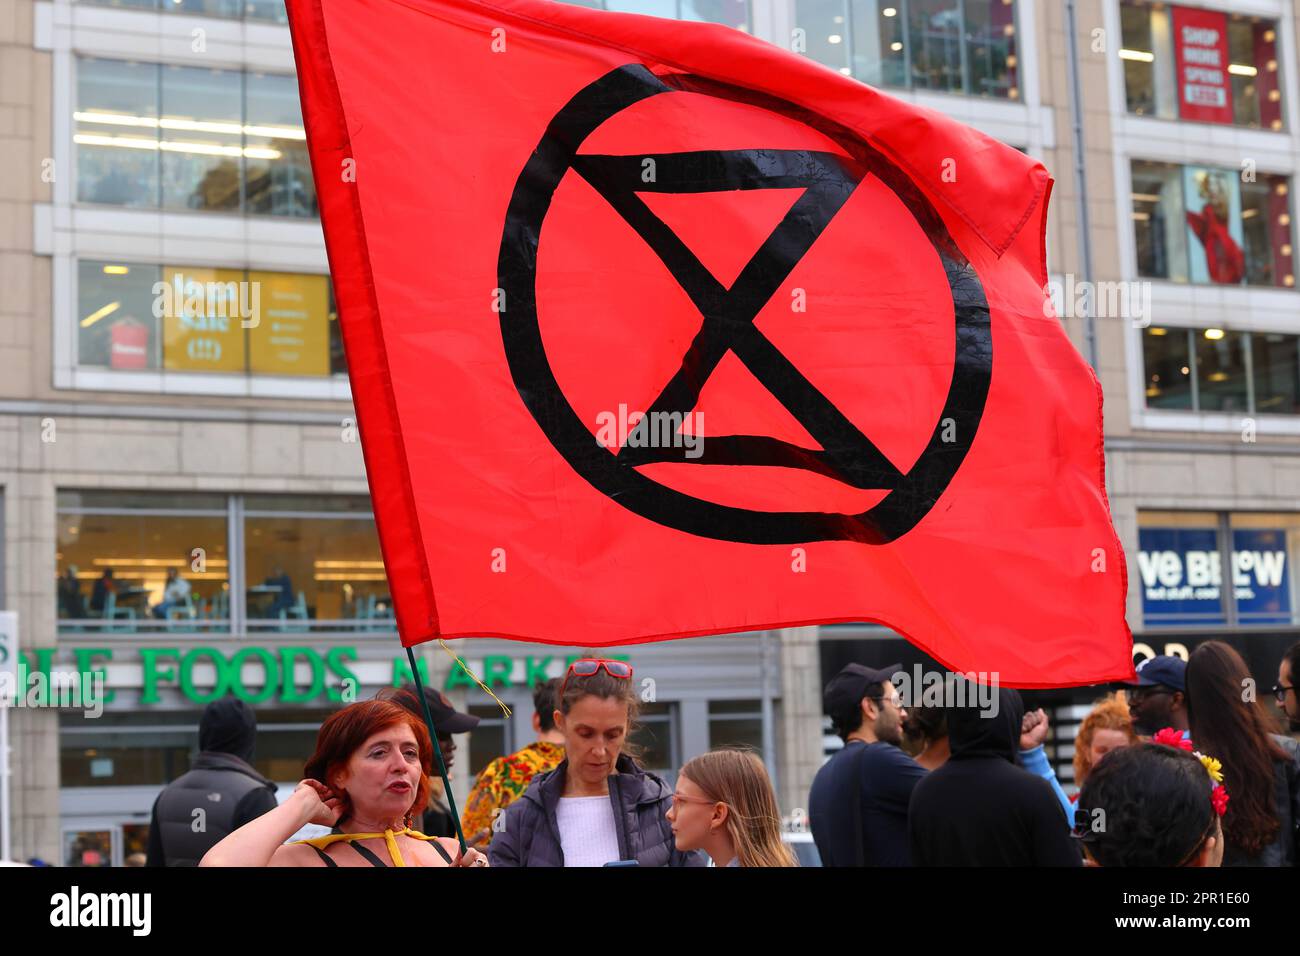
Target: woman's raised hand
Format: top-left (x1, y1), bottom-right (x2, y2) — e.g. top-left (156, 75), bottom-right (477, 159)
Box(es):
top-left (293, 778), bottom-right (343, 827)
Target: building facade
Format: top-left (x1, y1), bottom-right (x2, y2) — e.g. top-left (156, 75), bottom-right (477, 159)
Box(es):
top-left (1, 0), bottom-right (1298, 863)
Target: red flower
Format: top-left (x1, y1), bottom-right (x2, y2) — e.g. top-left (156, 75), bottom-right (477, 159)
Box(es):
top-left (1210, 786), bottom-right (1230, 817)
top-left (1153, 728), bottom-right (1193, 751)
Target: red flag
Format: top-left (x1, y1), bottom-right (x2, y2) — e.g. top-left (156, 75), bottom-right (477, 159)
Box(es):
top-left (286, 0), bottom-right (1133, 686)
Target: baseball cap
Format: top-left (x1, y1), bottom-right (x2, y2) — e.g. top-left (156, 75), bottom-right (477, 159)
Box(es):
top-left (824, 662), bottom-right (903, 730)
top-left (388, 685), bottom-right (481, 735)
top-left (1127, 655), bottom-right (1186, 693)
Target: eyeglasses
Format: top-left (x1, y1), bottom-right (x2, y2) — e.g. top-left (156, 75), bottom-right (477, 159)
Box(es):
top-left (1273, 683), bottom-right (1296, 705)
top-left (1128, 687), bottom-right (1173, 704)
top-left (670, 791), bottom-right (718, 809)
top-left (560, 658), bottom-right (634, 699)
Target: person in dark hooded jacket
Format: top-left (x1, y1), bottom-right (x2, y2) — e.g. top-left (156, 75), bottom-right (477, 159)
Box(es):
top-left (907, 687), bottom-right (1081, 867)
top-left (146, 697), bottom-right (278, 866)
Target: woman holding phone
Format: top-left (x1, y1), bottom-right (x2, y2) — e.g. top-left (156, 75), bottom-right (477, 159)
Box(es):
top-left (489, 659), bottom-right (705, 867)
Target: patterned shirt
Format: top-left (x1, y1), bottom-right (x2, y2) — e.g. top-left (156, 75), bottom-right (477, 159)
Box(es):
top-left (461, 740), bottom-right (566, 848)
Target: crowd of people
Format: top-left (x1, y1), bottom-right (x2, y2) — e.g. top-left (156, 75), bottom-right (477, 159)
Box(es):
top-left (137, 640), bottom-right (1300, 867)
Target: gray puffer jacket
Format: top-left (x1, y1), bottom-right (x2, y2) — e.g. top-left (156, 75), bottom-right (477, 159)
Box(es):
top-left (488, 754), bottom-right (706, 867)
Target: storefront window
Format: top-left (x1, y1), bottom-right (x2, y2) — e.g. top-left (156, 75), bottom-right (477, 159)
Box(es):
top-left (77, 260), bottom-right (162, 370)
top-left (244, 497), bottom-right (387, 632)
top-left (1120, 1), bottom-right (1284, 130)
top-left (76, 259), bottom-right (337, 378)
top-left (56, 492), bottom-right (229, 633)
top-left (76, 57), bottom-right (315, 218)
top-left (1229, 514), bottom-right (1297, 626)
top-left (1131, 160), bottom-right (1296, 288)
top-left (1142, 326), bottom-right (1300, 417)
top-left (708, 699), bottom-right (763, 751)
top-left (1138, 511), bottom-right (1299, 628)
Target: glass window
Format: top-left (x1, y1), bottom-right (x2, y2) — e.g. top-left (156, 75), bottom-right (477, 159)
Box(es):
top-left (247, 271), bottom-right (332, 376)
top-left (75, 260), bottom-right (341, 379)
top-left (1251, 332), bottom-right (1300, 415)
top-left (708, 699), bottom-right (763, 750)
top-left (794, 0), bottom-right (850, 75)
top-left (56, 505), bottom-right (230, 632)
top-left (1142, 326), bottom-right (1193, 410)
top-left (76, 58), bottom-right (160, 208)
top-left (1120, 2), bottom-right (1285, 130)
top-left (908, 0), bottom-right (962, 93)
top-left (1132, 161), bottom-right (1187, 282)
top-left (77, 57), bottom-right (313, 219)
top-left (160, 65), bottom-right (242, 212)
top-left (244, 514), bottom-right (387, 631)
top-left (1137, 511), bottom-right (1225, 627)
top-left (78, 0), bottom-right (287, 20)
top-left (1120, 2), bottom-right (1157, 116)
top-left (604, 0), bottom-right (677, 15)
top-left (1229, 514), bottom-right (1298, 627)
top-left (963, 0), bottom-right (1017, 99)
top-left (1194, 328), bottom-right (1249, 412)
top-left (1133, 161), bottom-right (1295, 288)
top-left (77, 260), bottom-right (162, 370)
top-left (245, 72), bottom-right (316, 218)
top-left (628, 702), bottom-right (675, 775)
top-left (680, 0), bottom-right (748, 28)
top-left (851, 1), bottom-right (905, 88)
top-left (467, 704), bottom-right (512, 777)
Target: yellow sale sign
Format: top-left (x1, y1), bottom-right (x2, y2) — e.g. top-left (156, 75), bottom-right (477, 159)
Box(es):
top-left (248, 271), bottom-right (330, 376)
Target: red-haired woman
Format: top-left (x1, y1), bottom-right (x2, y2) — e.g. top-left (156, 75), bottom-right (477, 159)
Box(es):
top-left (200, 699), bottom-right (488, 867)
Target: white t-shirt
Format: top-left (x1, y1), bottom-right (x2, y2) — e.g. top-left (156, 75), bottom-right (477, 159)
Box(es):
top-left (556, 795), bottom-right (621, 867)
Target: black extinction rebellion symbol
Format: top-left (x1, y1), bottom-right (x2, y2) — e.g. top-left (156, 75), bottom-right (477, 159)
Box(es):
top-left (497, 64), bottom-right (992, 546)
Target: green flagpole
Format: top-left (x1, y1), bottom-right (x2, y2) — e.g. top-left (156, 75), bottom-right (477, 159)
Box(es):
top-left (406, 645), bottom-right (469, 853)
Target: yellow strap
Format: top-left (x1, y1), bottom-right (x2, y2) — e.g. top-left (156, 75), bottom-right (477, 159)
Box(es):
top-left (291, 827), bottom-right (446, 867)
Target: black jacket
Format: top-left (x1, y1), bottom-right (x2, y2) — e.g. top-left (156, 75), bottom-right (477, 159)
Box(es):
top-left (488, 754), bottom-right (706, 867)
top-left (146, 699), bottom-right (278, 866)
top-left (907, 688), bottom-right (1081, 867)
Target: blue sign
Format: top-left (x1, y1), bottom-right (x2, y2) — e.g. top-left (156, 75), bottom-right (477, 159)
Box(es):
top-left (1138, 527), bottom-right (1291, 627)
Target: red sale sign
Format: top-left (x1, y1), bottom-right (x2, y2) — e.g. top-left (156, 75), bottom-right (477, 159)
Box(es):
top-left (1173, 5), bottom-right (1233, 124)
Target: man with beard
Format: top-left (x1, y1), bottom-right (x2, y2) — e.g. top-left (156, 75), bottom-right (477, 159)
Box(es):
top-left (907, 687), bottom-right (1080, 867)
top-left (809, 663), bottom-right (925, 866)
top-left (1126, 655), bottom-right (1189, 739)
top-left (1277, 642), bottom-right (1300, 733)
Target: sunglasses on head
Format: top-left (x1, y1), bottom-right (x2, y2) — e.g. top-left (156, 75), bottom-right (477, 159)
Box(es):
top-left (560, 658), bottom-right (633, 699)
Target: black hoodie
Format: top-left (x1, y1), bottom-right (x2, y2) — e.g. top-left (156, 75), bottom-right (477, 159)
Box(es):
top-left (907, 688), bottom-right (1081, 866)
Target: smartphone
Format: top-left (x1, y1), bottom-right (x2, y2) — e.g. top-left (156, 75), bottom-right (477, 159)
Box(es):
top-left (603, 860), bottom-right (640, 867)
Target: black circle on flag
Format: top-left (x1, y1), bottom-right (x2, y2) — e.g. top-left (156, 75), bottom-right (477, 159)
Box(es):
top-left (497, 64), bottom-right (992, 545)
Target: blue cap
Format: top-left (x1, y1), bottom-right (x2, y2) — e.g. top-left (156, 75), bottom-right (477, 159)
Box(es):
top-left (1129, 655), bottom-right (1186, 692)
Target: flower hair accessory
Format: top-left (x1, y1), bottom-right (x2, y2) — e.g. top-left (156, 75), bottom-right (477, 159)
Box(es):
top-left (1153, 727), bottom-right (1230, 817)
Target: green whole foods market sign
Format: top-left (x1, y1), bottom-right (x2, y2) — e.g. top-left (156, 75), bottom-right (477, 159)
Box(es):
top-left (20, 646), bottom-right (622, 707)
